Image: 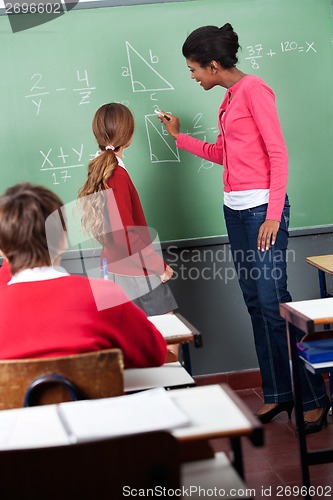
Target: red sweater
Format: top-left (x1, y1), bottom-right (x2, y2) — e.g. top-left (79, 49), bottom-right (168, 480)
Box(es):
top-left (0, 259), bottom-right (11, 285)
top-left (0, 275), bottom-right (167, 367)
top-left (101, 165), bottom-right (165, 276)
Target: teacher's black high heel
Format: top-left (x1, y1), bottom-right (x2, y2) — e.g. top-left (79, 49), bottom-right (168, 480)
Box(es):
top-left (304, 396), bottom-right (331, 435)
top-left (255, 400), bottom-right (294, 424)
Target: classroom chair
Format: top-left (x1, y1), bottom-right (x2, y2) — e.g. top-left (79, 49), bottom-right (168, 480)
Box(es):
top-left (0, 348), bottom-right (124, 410)
top-left (0, 430), bottom-right (180, 500)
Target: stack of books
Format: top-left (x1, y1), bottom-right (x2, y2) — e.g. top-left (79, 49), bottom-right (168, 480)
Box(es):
top-left (297, 339), bottom-right (333, 363)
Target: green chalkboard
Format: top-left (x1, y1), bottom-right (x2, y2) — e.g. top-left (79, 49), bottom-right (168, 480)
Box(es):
top-left (1, 0), bottom-right (333, 242)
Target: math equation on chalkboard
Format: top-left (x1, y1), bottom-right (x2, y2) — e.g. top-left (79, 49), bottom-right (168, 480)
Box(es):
top-left (39, 144), bottom-right (96, 185)
top-left (245, 40), bottom-right (317, 69)
top-left (25, 70), bottom-right (96, 116)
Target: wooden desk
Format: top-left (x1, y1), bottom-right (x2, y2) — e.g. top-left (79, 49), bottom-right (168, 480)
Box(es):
top-left (280, 298), bottom-right (333, 498)
top-left (306, 254), bottom-right (333, 299)
top-left (148, 313), bottom-right (203, 375)
top-left (124, 361), bottom-right (196, 393)
top-left (169, 384), bottom-right (263, 479)
top-left (182, 452), bottom-right (254, 499)
top-left (0, 384), bottom-right (262, 482)
top-left (306, 255), bottom-right (333, 401)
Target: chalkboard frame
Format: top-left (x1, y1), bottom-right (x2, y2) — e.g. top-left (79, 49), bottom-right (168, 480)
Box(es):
top-left (0, 0), bottom-right (191, 17)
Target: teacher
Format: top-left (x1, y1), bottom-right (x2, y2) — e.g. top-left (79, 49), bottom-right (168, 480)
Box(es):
top-left (159, 23), bottom-right (329, 433)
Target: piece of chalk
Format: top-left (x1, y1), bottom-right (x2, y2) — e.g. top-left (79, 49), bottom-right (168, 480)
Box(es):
top-left (154, 109), bottom-right (171, 121)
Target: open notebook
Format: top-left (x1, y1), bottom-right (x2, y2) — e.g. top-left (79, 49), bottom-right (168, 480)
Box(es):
top-left (0, 388), bottom-right (190, 450)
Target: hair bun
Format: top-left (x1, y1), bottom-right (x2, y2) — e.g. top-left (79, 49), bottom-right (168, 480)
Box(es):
top-left (220, 23), bottom-right (233, 32)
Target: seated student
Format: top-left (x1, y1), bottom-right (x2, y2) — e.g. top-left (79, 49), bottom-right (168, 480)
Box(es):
top-left (0, 183), bottom-right (167, 368)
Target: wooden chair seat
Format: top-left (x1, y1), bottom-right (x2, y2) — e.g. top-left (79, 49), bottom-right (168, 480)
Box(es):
top-left (0, 348), bottom-right (124, 410)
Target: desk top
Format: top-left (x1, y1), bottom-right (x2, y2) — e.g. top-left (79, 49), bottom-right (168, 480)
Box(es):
top-left (170, 384), bottom-right (262, 444)
top-left (280, 297), bottom-right (333, 332)
top-left (148, 313), bottom-right (202, 347)
top-left (124, 362), bottom-right (195, 393)
top-left (306, 254), bottom-right (333, 275)
top-left (0, 384), bottom-right (262, 450)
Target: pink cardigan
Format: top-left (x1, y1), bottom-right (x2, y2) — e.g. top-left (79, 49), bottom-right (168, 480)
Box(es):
top-left (176, 75), bottom-right (288, 221)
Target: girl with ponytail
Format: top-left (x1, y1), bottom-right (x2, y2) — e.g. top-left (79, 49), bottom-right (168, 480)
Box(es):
top-left (79, 103), bottom-right (178, 332)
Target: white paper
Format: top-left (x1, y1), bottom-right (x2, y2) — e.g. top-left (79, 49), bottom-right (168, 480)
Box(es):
top-left (148, 314), bottom-right (192, 338)
top-left (58, 388), bottom-right (190, 441)
top-left (0, 405), bottom-right (69, 450)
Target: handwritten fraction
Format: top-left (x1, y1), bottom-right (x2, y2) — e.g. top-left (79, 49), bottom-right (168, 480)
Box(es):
top-left (245, 39), bottom-right (317, 69)
top-left (40, 144), bottom-right (96, 184)
top-left (25, 70), bottom-right (96, 116)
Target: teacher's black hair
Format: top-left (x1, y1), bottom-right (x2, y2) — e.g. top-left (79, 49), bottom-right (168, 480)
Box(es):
top-left (182, 23), bottom-right (240, 69)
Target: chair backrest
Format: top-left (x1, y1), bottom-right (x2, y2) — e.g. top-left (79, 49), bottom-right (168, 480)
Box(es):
top-left (0, 349), bottom-right (124, 410)
top-left (0, 431), bottom-right (180, 500)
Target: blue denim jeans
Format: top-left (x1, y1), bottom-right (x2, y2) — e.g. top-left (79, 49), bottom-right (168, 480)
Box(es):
top-left (224, 199), bottom-right (326, 410)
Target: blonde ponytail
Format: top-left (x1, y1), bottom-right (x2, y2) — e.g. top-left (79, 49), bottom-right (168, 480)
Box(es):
top-left (78, 150), bottom-right (118, 243)
top-left (78, 102), bottom-right (135, 243)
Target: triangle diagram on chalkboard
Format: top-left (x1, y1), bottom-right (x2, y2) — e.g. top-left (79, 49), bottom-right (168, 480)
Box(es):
top-left (145, 115), bottom-right (180, 163)
top-left (126, 42), bottom-right (174, 92)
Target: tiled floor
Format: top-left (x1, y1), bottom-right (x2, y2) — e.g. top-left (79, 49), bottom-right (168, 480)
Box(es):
top-left (210, 386), bottom-right (333, 500)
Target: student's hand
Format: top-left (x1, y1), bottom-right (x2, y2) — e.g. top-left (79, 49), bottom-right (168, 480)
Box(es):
top-left (166, 344), bottom-right (180, 363)
top-left (160, 264), bottom-right (173, 283)
top-left (157, 112), bottom-right (180, 140)
top-left (257, 220), bottom-right (280, 252)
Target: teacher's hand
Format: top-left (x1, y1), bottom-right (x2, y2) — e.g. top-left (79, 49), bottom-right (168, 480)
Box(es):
top-left (158, 112), bottom-right (180, 140)
top-left (257, 220), bottom-right (280, 252)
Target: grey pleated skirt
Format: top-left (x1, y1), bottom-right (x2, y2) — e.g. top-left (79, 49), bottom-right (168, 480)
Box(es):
top-left (107, 273), bottom-right (178, 316)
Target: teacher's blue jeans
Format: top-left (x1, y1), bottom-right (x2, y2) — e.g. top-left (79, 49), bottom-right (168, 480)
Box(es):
top-left (224, 200), bottom-right (326, 410)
